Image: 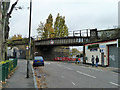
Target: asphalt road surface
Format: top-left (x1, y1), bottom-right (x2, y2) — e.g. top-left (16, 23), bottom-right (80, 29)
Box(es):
top-left (38, 61), bottom-right (119, 88)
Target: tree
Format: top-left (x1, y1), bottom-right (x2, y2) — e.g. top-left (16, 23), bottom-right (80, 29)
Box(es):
top-left (37, 21), bottom-right (45, 39)
top-left (37, 14), bottom-right (54, 39)
top-left (11, 34), bottom-right (22, 40)
top-left (70, 48), bottom-right (80, 57)
top-left (44, 14), bottom-right (54, 38)
top-left (37, 13), bottom-right (68, 39)
top-left (54, 13), bottom-right (68, 38)
top-left (0, 0), bottom-right (19, 61)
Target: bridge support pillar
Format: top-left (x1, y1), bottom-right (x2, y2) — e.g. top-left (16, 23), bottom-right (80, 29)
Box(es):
top-left (83, 45), bottom-right (86, 64)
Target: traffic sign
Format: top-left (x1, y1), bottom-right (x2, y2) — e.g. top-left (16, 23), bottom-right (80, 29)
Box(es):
top-left (50, 40), bottom-right (54, 44)
top-left (26, 45), bottom-right (29, 50)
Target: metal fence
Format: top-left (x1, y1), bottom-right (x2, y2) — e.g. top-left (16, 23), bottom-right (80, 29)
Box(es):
top-left (0, 58), bottom-right (17, 82)
top-left (68, 29), bottom-right (90, 37)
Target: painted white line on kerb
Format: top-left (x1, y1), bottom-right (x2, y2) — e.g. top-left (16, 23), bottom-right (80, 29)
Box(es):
top-left (72, 82), bottom-right (76, 86)
top-left (90, 68), bottom-right (103, 71)
top-left (109, 82), bottom-right (120, 87)
top-left (80, 66), bottom-right (103, 71)
top-left (76, 71), bottom-right (96, 78)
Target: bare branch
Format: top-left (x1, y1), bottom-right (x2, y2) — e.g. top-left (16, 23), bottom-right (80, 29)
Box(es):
top-left (7, 0), bottom-right (19, 18)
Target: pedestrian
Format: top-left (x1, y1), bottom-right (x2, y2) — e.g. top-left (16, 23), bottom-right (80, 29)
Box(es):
top-left (76, 57), bottom-right (78, 64)
top-left (95, 56), bottom-right (99, 67)
top-left (91, 55), bottom-right (94, 67)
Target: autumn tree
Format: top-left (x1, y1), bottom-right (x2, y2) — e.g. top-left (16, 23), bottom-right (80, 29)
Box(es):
top-left (54, 13), bottom-right (68, 38)
top-left (37, 13), bottom-right (68, 39)
top-left (11, 34), bottom-right (22, 40)
top-left (37, 14), bottom-right (54, 39)
top-left (70, 48), bottom-right (80, 57)
top-left (37, 21), bottom-right (45, 39)
top-left (44, 14), bottom-right (54, 38)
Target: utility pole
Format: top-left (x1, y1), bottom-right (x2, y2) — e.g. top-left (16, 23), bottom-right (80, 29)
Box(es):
top-left (26, 0), bottom-right (32, 78)
top-left (0, 4), bottom-right (2, 62)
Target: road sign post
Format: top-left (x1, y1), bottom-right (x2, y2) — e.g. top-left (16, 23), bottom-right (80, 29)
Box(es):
top-left (117, 39), bottom-right (120, 47)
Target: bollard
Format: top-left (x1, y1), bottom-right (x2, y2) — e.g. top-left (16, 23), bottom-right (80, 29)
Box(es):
top-left (9, 60), bottom-right (12, 73)
top-left (0, 65), bottom-right (1, 80)
top-left (5, 62), bottom-right (9, 79)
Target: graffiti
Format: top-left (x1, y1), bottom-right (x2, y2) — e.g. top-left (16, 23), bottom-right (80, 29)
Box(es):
top-left (109, 55), bottom-right (115, 61)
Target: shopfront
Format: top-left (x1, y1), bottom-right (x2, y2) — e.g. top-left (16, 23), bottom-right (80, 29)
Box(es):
top-left (85, 39), bottom-right (119, 67)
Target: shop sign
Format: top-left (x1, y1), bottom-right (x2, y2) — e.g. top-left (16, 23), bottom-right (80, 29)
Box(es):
top-left (90, 48), bottom-right (98, 51)
top-left (99, 45), bottom-right (106, 48)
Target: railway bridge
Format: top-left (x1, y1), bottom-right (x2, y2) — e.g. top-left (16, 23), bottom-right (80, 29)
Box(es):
top-left (8, 28), bottom-right (120, 62)
top-left (35, 29), bottom-right (97, 62)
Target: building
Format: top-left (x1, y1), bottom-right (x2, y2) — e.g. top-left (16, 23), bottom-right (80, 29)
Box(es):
top-left (85, 39), bottom-right (120, 68)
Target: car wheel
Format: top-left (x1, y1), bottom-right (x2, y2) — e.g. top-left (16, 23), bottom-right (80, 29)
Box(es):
top-left (42, 64), bottom-right (44, 66)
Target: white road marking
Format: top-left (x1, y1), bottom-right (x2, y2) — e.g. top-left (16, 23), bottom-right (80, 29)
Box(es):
top-left (64, 66), bottom-right (73, 70)
top-left (57, 64), bottom-right (73, 70)
top-left (72, 82), bottom-right (76, 86)
top-left (109, 82), bottom-right (120, 87)
top-left (61, 76), bottom-right (65, 78)
top-left (45, 62), bottom-right (51, 64)
top-left (76, 71), bottom-right (96, 78)
top-left (57, 64), bottom-right (62, 67)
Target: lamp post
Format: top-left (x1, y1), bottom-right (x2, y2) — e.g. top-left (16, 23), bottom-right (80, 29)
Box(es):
top-left (26, 0), bottom-right (32, 78)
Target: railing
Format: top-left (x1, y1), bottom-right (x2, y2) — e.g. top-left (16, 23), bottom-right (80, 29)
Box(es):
top-left (0, 58), bottom-right (17, 82)
top-left (68, 29), bottom-right (90, 37)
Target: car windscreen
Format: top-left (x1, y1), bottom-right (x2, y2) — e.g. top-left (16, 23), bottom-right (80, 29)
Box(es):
top-left (34, 57), bottom-right (43, 60)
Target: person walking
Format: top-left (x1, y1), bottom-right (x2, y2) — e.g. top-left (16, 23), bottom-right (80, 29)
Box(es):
top-left (91, 55), bottom-right (94, 67)
top-left (95, 56), bottom-right (99, 67)
top-left (76, 57), bottom-right (78, 64)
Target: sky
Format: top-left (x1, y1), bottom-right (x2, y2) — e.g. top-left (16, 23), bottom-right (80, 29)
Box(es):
top-left (8, 0), bottom-right (119, 51)
top-left (9, 0), bottom-right (119, 38)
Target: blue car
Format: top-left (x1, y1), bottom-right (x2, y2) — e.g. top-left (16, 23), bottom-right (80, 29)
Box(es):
top-left (33, 56), bottom-right (44, 67)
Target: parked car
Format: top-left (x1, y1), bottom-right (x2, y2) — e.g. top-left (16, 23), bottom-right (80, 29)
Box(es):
top-left (33, 56), bottom-right (44, 67)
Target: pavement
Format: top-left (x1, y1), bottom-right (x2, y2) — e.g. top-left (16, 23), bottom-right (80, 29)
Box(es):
top-left (2, 59), bottom-right (35, 89)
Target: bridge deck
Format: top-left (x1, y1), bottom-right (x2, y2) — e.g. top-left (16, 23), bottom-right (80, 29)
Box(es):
top-left (35, 36), bottom-right (90, 46)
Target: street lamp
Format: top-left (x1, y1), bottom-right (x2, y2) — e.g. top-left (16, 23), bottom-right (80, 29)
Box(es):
top-left (26, 0), bottom-right (32, 78)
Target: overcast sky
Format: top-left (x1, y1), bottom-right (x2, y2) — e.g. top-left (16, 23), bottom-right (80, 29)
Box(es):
top-left (9, 0), bottom-right (119, 38)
